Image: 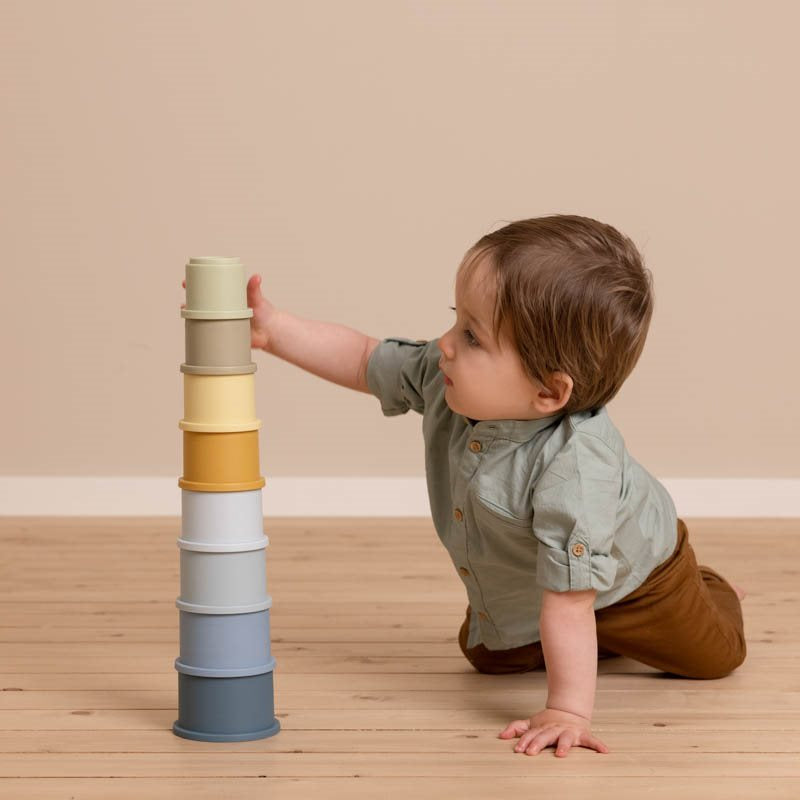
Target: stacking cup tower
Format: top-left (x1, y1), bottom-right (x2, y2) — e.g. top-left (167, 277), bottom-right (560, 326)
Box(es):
top-left (173, 257), bottom-right (280, 742)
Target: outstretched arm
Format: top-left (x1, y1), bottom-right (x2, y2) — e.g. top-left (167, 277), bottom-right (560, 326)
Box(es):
top-left (182, 273), bottom-right (380, 392)
top-left (248, 274), bottom-right (380, 393)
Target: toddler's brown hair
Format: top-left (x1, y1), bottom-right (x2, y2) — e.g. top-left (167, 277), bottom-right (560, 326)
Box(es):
top-left (459, 214), bottom-right (653, 415)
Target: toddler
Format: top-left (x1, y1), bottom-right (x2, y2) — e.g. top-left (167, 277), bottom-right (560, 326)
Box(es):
top-left (239, 214), bottom-right (747, 758)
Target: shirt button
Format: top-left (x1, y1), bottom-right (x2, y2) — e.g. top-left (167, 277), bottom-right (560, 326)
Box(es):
top-left (458, 567), bottom-right (470, 577)
top-left (469, 440), bottom-right (482, 453)
top-left (571, 543), bottom-right (586, 557)
top-left (453, 508), bottom-right (464, 522)
top-left (477, 611), bottom-right (488, 621)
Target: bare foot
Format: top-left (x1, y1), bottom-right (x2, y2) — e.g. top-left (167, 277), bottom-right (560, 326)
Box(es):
top-left (731, 582), bottom-right (747, 601)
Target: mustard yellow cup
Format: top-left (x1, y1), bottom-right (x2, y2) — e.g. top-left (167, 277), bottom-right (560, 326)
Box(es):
top-left (179, 431), bottom-right (265, 492)
top-left (181, 257), bottom-right (253, 320)
top-left (180, 374), bottom-right (261, 433)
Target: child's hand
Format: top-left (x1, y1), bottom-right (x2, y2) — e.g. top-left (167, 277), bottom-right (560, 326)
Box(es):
top-left (245, 274), bottom-right (277, 351)
top-left (180, 274), bottom-right (278, 351)
top-left (498, 707), bottom-right (609, 757)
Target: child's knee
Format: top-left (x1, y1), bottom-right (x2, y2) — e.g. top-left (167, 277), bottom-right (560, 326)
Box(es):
top-left (676, 637), bottom-right (747, 680)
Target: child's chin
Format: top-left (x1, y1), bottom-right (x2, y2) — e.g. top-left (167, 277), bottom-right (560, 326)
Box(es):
top-left (443, 393), bottom-right (460, 413)
top-left (444, 394), bottom-right (473, 418)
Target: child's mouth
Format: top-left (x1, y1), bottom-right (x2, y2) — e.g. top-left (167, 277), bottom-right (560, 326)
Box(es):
top-left (439, 361), bottom-right (453, 386)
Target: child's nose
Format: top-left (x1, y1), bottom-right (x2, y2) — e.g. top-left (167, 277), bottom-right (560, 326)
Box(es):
top-left (438, 329), bottom-right (455, 358)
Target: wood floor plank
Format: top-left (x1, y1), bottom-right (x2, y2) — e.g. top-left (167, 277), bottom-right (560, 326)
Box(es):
top-left (0, 777), bottom-right (798, 800)
top-left (1, 751), bottom-right (799, 778)
top-left (1, 624), bottom-right (794, 645)
top-left (0, 728), bottom-right (798, 754)
top-left (3, 667), bottom-right (792, 690)
top-left (1, 687), bottom-right (797, 712)
top-left (1, 708), bottom-right (798, 732)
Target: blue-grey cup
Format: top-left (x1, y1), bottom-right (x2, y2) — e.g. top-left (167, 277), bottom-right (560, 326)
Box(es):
top-left (175, 609), bottom-right (275, 678)
top-left (173, 671), bottom-right (280, 742)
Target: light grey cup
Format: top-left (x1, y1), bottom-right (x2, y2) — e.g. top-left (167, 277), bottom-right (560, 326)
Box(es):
top-left (175, 609), bottom-right (275, 678)
top-left (180, 489), bottom-right (266, 548)
top-left (173, 671), bottom-right (280, 742)
top-left (177, 538), bottom-right (269, 554)
top-left (177, 545), bottom-right (270, 614)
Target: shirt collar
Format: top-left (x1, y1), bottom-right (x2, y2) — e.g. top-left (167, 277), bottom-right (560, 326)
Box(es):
top-left (462, 412), bottom-right (565, 443)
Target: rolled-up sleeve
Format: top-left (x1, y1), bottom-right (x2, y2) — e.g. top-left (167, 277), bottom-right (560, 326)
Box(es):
top-left (532, 433), bottom-right (622, 592)
top-left (366, 337), bottom-right (440, 416)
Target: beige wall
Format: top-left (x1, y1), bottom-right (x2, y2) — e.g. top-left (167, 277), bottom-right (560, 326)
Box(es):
top-left (1, 0), bottom-right (797, 480)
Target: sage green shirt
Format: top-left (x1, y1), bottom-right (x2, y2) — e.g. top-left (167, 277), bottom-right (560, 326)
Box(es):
top-left (366, 336), bottom-right (678, 650)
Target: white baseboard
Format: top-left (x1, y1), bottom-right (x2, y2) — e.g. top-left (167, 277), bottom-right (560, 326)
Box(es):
top-left (0, 477), bottom-right (798, 517)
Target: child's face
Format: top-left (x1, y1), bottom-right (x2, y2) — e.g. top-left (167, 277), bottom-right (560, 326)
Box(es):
top-left (438, 257), bottom-right (567, 421)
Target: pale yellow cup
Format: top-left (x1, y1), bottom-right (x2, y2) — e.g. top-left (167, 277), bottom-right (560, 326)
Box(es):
top-left (181, 257), bottom-right (254, 320)
top-left (180, 374), bottom-right (261, 433)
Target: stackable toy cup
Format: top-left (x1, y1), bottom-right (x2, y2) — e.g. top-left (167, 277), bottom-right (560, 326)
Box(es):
top-left (174, 257), bottom-right (280, 742)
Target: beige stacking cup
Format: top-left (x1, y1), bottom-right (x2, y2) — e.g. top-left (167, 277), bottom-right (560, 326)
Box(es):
top-left (180, 374), bottom-right (261, 433)
top-left (182, 257), bottom-right (254, 320)
top-left (182, 318), bottom-right (255, 375)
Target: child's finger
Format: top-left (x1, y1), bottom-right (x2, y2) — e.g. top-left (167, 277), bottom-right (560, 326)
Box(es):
top-left (247, 275), bottom-right (268, 311)
top-left (517, 728), bottom-right (553, 755)
top-left (498, 719), bottom-right (530, 738)
top-left (555, 731), bottom-right (576, 757)
top-left (584, 735), bottom-right (610, 753)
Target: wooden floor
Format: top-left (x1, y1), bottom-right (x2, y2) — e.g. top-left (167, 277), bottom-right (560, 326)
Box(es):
top-left (0, 516), bottom-right (798, 799)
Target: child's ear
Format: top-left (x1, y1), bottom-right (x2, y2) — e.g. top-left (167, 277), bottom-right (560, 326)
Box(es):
top-left (536, 372), bottom-right (573, 412)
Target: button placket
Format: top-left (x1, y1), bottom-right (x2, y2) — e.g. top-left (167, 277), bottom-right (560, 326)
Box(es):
top-left (449, 433), bottom-right (471, 601)
top-left (453, 423), bottom-right (499, 641)
top-left (461, 432), bottom-right (495, 637)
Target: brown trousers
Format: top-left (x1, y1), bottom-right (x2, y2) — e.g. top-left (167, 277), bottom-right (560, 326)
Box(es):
top-left (458, 518), bottom-right (746, 679)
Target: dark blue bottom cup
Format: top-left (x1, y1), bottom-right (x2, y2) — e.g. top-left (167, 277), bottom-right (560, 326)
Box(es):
top-left (173, 671), bottom-right (280, 742)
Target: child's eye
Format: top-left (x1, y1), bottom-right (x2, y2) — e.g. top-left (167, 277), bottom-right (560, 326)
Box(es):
top-left (449, 306), bottom-right (480, 347)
